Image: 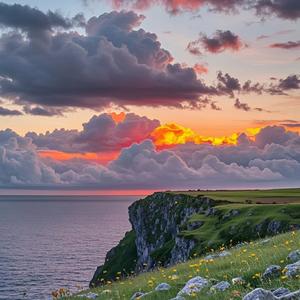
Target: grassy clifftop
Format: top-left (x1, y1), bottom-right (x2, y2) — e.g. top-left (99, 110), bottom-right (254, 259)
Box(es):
top-left (70, 230), bottom-right (300, 300)
top-left (172, 188), bottom-right (300, 203)
top-left (89, 190), bottom-right (300, 288)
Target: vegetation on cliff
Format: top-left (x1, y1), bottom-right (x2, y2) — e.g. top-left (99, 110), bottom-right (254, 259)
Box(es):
top-left (89, 190), bottom-right (300, 287)
top-left (69, 230), bottom-right (300, 300)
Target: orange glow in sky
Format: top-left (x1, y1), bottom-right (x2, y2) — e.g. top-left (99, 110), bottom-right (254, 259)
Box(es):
top-left (39, 123), bottom-right (264, 164)
top-left (151, 123), bottom-right (262, 147)
top-left (39, 150), bottom-right (120, 165)
top-left (110, 112), bottom-right (126, 123)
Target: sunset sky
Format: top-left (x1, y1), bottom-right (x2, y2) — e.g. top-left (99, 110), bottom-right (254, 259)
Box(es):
top-left (0, 0), bottom-right (299, 192)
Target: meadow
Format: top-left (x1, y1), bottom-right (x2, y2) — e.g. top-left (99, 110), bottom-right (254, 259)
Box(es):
top-left (65, 230), bottom-right (300, 300)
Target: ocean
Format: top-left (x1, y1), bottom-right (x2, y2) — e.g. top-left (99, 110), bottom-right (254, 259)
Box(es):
top-left (0, 196), bottom-right (139, 300)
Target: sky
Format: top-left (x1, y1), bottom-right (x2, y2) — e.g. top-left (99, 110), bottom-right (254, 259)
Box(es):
top-left (0, 0), bottom-right (299, 193)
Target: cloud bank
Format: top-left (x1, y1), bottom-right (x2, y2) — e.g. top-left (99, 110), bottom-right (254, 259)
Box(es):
top-left (1, 113), bottom-right (300, 189)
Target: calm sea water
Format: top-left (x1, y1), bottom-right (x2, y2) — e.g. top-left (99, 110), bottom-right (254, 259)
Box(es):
top-left (0, 196), bottom-right (138, 300)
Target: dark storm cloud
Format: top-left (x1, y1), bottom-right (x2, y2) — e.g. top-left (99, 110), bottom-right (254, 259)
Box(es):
top-left (0, 106), bottom-right (22, 116)
top-left (270, 41), bottom-right (300, 49)
top-left (0, 8), bottom-right (217, 111)
top-left (187, 30), bottom-right (243, 55)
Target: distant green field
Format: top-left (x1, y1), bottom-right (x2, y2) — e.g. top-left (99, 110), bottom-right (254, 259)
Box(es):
top-left (172, 188), bottom-right (300, 203)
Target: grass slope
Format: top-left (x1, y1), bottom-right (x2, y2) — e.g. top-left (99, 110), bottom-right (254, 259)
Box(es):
top-left (182, 204), bottom-right (300, 254)
top-left (90, 231), bottom-right (137, 287)
top-left (69, 230), bottom-right (300, 300)
top-left (90, 202), bottom-right (300, 285)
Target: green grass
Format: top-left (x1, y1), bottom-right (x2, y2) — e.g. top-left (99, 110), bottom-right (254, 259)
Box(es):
top-left (172, 188), bottom-right (300, 203)
top-left (90, 231), bottom-right (137, 287)
top-left (90, 201), bottom-right (300, 285)
top-left (182, 204), bottom-right (300, 254)
top-left (68, 230), bottom-right (300, 300)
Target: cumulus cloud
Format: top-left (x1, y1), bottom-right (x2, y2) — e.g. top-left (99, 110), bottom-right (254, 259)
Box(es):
top-left (0, 7), bottom-right (218, 111)
top-left (187, 30), bottom-right (243, 55)
top-left (26, 113), bottom-right (160, 153)
top-left (1, 122), bottom-right (300, 189)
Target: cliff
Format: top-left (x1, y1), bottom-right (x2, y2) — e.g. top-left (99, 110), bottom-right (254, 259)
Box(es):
top-left (90, 192), bottom-right (300, 287)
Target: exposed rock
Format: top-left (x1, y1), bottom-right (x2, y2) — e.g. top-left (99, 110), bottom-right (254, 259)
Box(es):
top-left (90, 192), bottom-right (299, 288)
top-left (267, 221), bottom-right (282, 234)
top-left (243, 288), bottom-right (276, 300)
top-left (204, 250), bottom-right (231, 260)
top-left (170, 237), bottom-right (195, 265)
top-left (285, 260), bottom-right (300, 278)
top-left (260, 239), bottom-right (271, 244)
top-left (155, 283), bottom-right (171, 291)
top-left (204, 254), bottom-right (215, 260)
top-left (219, 251), bottom-right (231, 257)
top-left (210, 281), bottom-right (230, 292)
top-left (262, 265), bottom-right (281, 279)
top-left (177, 276), bottom-right (209, 296)
top-left (272, 288), bottom-right (291, 297)
top-left (77, 292), bottom-right (98, 299)
top-left (222, 209), bottom-right (240, 220)
top-left (287, 250), bottom-right (300, 263)
top-left (187, 221), bottom-right (203, 230)
top-left (255, 220), bottom-right (286, 236)
top-left (130, 291), bottom-right (146, 299)
top-left (232, 277), bottom-right (245, 285)
top-left (129, 193), bottom-right (218, 271)
top-left (205, 207), bottom-right (217, 216)
top-left (279, 290), bottom-right (300, 299)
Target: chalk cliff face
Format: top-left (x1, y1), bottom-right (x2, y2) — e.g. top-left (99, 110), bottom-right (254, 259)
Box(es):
top-left (129, 192), bottom-right (219, 272)
top-left (90, 192), bottom-right (222, 287)
top-left (90, 192), bottom-right (299, 287)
